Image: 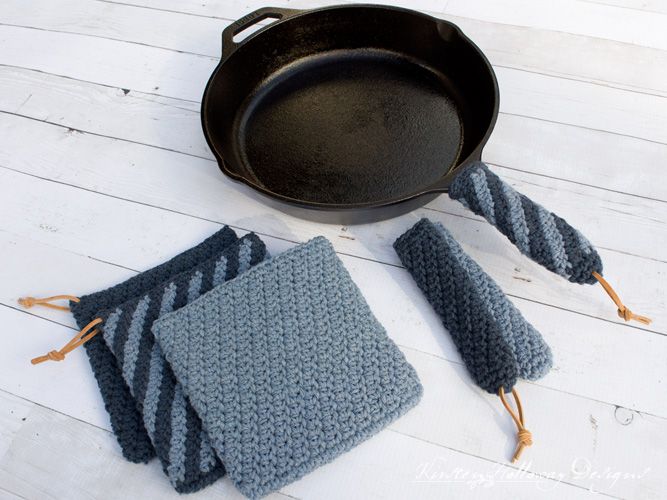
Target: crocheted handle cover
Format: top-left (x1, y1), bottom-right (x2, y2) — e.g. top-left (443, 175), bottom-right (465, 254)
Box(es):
top-left (394, 219), bottom-right (552, 394)
top-left (449, 162), bottom-right (602, 284)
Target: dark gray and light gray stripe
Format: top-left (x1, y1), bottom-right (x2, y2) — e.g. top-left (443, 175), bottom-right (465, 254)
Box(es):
top-left (97, 233), bottom-right (266, 493)
top-left (68, 225), bottom-right (238, 465)
top-left (449, 162), bottom-right (602, 284)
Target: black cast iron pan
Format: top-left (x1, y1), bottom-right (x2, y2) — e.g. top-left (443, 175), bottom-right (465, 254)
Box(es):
top-left (202, 4), bottom-right (498, 224)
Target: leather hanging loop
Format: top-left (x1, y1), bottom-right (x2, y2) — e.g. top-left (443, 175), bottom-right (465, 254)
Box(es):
top-left (592, 272), bottom-right (651, 325)
top-left (31, 318), bottom-right (102, 365)
top-left (18, 294), bottom-right (80, 312)
top-left (498, 386), bottom-right (533, 463)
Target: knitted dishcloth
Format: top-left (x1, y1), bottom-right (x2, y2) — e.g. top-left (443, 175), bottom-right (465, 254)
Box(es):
top-left (97, 233), bottom-right (267, 493)
top-left (449, 162), bottom-right (603, 284)
top-left (153, 236), bottom-right (423, 499)
top-left (394, 219), bottom-right (552, 393)
top-left (70, 226), bottom-right (237, 463)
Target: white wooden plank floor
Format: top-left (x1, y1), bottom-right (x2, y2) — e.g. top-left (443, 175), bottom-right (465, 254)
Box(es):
top-left (1, 1), bottom-right (665, 499)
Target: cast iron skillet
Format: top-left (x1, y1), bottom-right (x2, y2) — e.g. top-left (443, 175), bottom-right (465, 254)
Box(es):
top-left (202, 4), bottom-right (499, 224)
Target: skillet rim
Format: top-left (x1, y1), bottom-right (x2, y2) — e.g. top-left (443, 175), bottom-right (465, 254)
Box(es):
top-left (201, 3), bottom-right (500, 212)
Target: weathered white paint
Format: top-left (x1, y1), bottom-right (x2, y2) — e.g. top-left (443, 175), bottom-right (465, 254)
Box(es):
top-left (0, 115), bottom-right (664, 330)
top-left (0, 0), bottom-right (665, 499)
top-left (6, 0), bottom-right (667, 96)
top-left (2, 66), bottom-right (667, 203)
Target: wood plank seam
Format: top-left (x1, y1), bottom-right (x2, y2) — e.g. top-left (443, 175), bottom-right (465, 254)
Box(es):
top-left (2, 103), bottom-right (665, 205)
top-left (2, 163), bottom-right (662, 338)
top-left (0, 372), bottom-right (652, 499)
top-left (4, 17), bottom-right (666, 100)
top-left (6, 296), bottom-right (664, 419)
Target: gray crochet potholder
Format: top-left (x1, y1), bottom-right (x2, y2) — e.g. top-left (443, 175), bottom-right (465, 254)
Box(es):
top-left (153, 236), bottom-right (423, 499)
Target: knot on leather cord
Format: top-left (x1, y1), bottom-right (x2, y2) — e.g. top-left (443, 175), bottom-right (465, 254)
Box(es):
top-left (45, 350), bottom-right (66, 362)
top-left (592, 272), bottom-right (651, 325)
top-left (31, 318), bottom-right (102, 365)
top-left (498, 386), bottom-right (533, 463)
top-left (616, 305), bottom-right (650, 324)
top-left (18, 296), bottom-right (38, 308)
top-left (18, 294), bottom-right (80, 312)
top-left (517, 428), bottom-right (533, 449)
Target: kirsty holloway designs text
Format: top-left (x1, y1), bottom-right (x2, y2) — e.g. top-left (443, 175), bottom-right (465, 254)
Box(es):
top-left (413, 457), bottom-right (651, 492)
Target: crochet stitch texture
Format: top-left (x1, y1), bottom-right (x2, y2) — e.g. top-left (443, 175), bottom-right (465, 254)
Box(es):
top-left (394, 219), bottom-right (552, 393)
top-left (97, 233), bottom-right (267, 493)
top-left (449, 162), bottom-right (603, 284)
top-left (69, 226), bottom-right (237, 463)
top-left (153, 236), bottom-right (423, 499)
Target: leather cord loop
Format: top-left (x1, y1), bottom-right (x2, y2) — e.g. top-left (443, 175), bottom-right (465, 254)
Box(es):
top-left (18, 294), bottom-right (80, 312)
top-left (498, 386), bottom-right (533, 463)
top-left (592, 272), bottom-right (651, 325)
top-left (31, 318), bottom-right (102, 365)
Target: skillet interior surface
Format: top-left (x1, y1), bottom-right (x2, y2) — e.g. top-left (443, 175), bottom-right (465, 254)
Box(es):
top-left (240, 49), bottom-right (463, 204)
top-left (203, 6), bottom-right (497, 207)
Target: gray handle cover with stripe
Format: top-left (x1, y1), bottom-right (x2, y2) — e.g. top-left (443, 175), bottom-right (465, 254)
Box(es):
top-left (448, 162), bottom-right (602, 285)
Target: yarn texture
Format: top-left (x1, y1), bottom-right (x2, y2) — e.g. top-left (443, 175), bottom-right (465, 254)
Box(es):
top-left (97, 233), bottom-right (267, 493)
top-left (69, 226), bottom-right (237, 463)
top-left (394, 219), bottom-right (552, 393)
top-left (449, 162), bottom-right (602, 284)
top-left (153, 236), bottom-right (423, 499)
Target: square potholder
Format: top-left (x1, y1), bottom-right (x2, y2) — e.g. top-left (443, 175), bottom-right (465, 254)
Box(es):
top-left (69, 226), bottom-right (237, 463)
top-left (96, 233), bottom-right (267, 493)
top-left (152, 236), bottom-right (423, 498)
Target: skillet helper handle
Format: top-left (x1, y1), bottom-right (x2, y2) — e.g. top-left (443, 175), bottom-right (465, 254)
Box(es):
top-left (222, 7), bottom-right (301, 59)
top-left (448, 161), bottom-right (603, 285)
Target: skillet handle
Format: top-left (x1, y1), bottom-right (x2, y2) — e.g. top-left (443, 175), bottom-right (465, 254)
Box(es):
top-left (447, 161), bottom-right (602, 284)
top-left (222, 7), bottom-right (301, 60)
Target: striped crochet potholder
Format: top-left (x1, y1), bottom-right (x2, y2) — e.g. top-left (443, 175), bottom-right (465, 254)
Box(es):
top-left (96, 233), bottom-right (267, 493)
top-left (69, 226), bottom-right (238, 463)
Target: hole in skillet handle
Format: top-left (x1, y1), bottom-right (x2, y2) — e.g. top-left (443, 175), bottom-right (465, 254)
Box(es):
top-left (232, 17), bottom-right (279, 43)
top-left (221, 7), bottom-right (302, 59)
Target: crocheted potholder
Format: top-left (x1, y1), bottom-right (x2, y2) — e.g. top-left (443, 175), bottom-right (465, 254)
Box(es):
top-left (394, 218), bottom-right (551, 461)
top-left (69, 226), bottom-right (238, 463)
top-left (96, 233), bottom-right (267, 493)
top-left (153, 236), bottom-right (423, 499)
